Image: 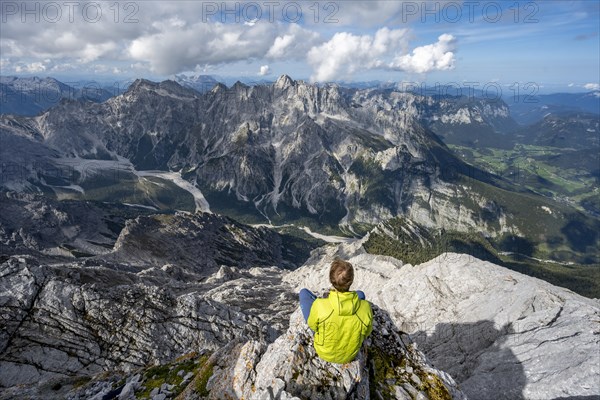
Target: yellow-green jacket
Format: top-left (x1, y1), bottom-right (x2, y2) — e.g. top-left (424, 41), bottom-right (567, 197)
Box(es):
top-left (307, 290), bottom-right (373, 364)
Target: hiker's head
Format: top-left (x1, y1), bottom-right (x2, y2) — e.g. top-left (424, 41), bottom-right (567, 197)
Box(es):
top-left (329, 259), bottom-right (354, 292)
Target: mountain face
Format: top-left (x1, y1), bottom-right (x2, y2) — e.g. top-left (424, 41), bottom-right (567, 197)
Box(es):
top-left (422, 95), bottom-right (518, 148)
top-left (0, 76), bottom-right (119, 116)
top-left (1, 76), bottom-right (74, 116)
top-left (0, 76), bottom-right (526, 231)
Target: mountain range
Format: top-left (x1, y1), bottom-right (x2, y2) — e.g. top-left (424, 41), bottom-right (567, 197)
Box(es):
top-left (1, 76), bottom-right (598, 264)
top-left (1, 75), bottom-right (599, 399)
top-left (0, 76), bottom-right (125, 116)
top-left (506, 91), bottom-right (600, 125)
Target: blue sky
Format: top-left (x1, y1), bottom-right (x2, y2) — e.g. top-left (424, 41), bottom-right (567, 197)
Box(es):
top-left (0, 1), bottom-right (598, 93)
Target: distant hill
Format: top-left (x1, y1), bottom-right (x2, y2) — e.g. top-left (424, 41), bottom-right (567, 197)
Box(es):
top-left (507, 91), bottom-right (600, 125)
top-left (513, 112), bottom-right (599, 149)
top-left (172, 74), bottom-right (279, 92)
top-left (0, 76), bottom-right (123, 116)
top-left (172, 74), bottom-right (220, 93)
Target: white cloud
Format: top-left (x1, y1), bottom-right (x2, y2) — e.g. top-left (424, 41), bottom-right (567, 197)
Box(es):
top-left (266, 24), bottom-right (320, 59)
top-left (307, 27), bottom-right (410, 82)
top-left (268, 34), bottom-right (295, 58)
top-left (131, 62), bottom-right (149, 71)
top-left (50, 63), bottom-right (75, 72)
top-left (127, 22), bottom-right (270, 74)
top-left (127, 21), bottom-right (320, 75)
top-left (584, 83), bottom-right (599, 91)
top-left (93, 64), bottom-right (112, 74)
top-left (79, 42), bottom-right (118, 63)
top-left (0, 1), bottom-right (137, 63)
top-left (15, 61), bottom-right (48, 73)
top-left (315, 1), bottom-right (458, 27)
top-left (389, 34), bottom-right (456, 74)
top-left (568, 83), bottom-right (574, 87)
top-left (259, 65), bottom-right (271, 76)
top-left (0, 1), bottom-right (459, 78)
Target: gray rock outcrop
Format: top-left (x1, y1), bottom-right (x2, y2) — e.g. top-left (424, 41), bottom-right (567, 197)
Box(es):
top-left (204, 308), bottom-right (465, 400)
top-left (0, 256), bottom-right (284, 389)
top-left (286, 243), bottom-right (600, 399)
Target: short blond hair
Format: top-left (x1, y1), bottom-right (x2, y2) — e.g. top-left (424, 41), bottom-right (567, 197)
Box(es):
top-left (329, 259), bottom-right (354, 292)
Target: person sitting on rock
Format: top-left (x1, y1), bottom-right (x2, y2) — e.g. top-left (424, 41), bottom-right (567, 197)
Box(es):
top-left (299, 259), bottom-right (373, 364)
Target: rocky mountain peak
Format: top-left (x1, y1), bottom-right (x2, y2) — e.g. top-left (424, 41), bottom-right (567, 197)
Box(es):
top-left (230, 81), bottom-right (250, 96)
top-left (201, 308), bottom-right (466, 400)
top-left (126, 78), bottom-right (157, 93)
top-left (1, 73), bottom-right (593, 267)
top-left (231, 80), bottom-right (248, 89)
top-left (210, 82), bottom-right (228, 94)
top-left (0, 253), bottom-right (466, 400)
top-left (285, 245), bottom-right (600, 399)
top-left (275, 74), bottom-right (295, 90)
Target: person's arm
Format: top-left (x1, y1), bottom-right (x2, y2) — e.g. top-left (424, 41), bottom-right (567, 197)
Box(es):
top-left (307, 300), bottom-right (318, 331)
top-left (365, 303), bottom-right (373, 337)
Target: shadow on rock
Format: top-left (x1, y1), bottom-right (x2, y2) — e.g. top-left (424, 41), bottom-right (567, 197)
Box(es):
top-left (413, 320), bottom-right (526, 400)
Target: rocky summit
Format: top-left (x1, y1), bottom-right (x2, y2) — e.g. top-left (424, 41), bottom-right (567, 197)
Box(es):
top-left (0, 254), bottom-right (466, 400)
top-left (285, 242), bottom-right (600, 399)
top-left (1, 193), bottom-right (598, 399)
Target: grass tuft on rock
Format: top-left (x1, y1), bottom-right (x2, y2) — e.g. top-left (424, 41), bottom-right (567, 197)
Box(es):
top-left (135, 352), bottom-right (210, 399)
